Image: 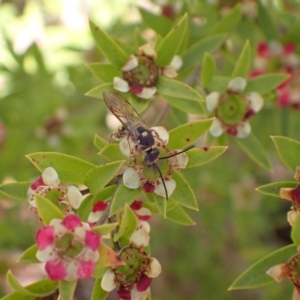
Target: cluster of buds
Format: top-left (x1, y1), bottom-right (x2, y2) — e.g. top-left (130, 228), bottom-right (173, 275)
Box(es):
top-left (120, 126), bottom-right (189, 198)
top-left (205, 77), bottom-right (263, 138)
top-left (114, 44), bottom-right (180, 99)
top-left (252, 41), bottom-right (300, 108)
top-left (27, 167), bottom-right (83, 211)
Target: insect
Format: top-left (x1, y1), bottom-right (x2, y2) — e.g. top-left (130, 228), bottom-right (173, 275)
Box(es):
top-left (103, 91), bottom-right (194, 199)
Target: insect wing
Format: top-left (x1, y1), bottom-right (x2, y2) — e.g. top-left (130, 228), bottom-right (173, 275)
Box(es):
top-left (103, 91), bottom-right (149, 140)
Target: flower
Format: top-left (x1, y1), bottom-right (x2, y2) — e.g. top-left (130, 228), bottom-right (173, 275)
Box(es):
top-left (280, 166), bottom-right (300, 226)
top-left (130, 200), bottom-right (151, 234)
top-left (205, 77), bottom-right (264, 138)
top-left (28, 167), bottom-right (83, 210)
top-left (114, 44), bottom-right (177, 99)
top-left (88, 200), bottom-right (109, 224)
top-left (266, 246), bottom-right (300, 300)
top-left (120, 126), bottom-right (189, 199)
top-left (36, 214), bottom-right (101, 281)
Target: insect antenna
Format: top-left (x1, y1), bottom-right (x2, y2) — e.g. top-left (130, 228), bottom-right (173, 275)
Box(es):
top-left (154, 163), bottom-right (169, 200)
top-left (159, 144), bottom-right (195, 160)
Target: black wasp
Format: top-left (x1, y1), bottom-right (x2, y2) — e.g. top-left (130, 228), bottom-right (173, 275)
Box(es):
top-left (102, 91), bottom-right (194, 199)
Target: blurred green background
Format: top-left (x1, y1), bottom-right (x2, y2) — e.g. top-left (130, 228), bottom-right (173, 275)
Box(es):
top-left (1, 0), bottom-right (300, 299)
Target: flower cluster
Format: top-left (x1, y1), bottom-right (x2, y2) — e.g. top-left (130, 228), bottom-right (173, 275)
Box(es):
top-left (36, 214), bottom-right (101, 281)
top-left (114, 44), bottom-right (179, 99)
top-left (205, 77), bottom-right (264, 138)
top-left (120, 126), bottom-right (189, 198)
top-left (28, 167), bottom-right (83, 211)
top-left (252, 41), bottom-right (300, 108)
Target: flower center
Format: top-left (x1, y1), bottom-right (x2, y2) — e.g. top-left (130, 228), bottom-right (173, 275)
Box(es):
top-left (217, 93), bottom-right (247, 125)
top-left (123, 55), bottom-right (160, 88)
top-left (55, 232), bottom-right (83, 259)
top-left (288, 254), bottom-right (300, 288)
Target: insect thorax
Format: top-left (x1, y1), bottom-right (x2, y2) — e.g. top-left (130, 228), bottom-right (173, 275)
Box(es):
top-left (136, 126), bottom-right (155, 150)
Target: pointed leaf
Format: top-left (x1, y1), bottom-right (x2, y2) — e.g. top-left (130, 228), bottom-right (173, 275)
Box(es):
top-left (166, 204), bottom-right (196, 225)
top-left (85, 83), bottom-right (114, 99)
top-left (233, 133), bottom-right (272, 171)
top-left (0, 182), bottom-right (30, 201)
top-left (26, 152), bottom-right (95, 184)
top-left (257, 1), bottom-right (277, 40)
top-left (144, 192), bottom-right (166, 218)
top-left (272, 136), bottom-right (300, 171)
top-left (201, 53), bottom-right (216, 88)
top-left (138, 8), bottom-right (172, 37)
top-left (156, 14), bottom-right (188, 66)
top-left (231, 40), bottom-right (251, 78)
top-left (87, 63), bottom-right (121, 83)
top-left (98, 243), bottom-right (124, 267)
top-left (84, 161), bottom-right (125, 195)
top-left (115, 204), bottom-right (138, 240)
top-left (244, 74), bottom-right (290, 94)
top-left (92, 223), bottom-right (118, 236)
top-left (110, 183), bottom-right (141, 216)
top-left (207, 75), bottom-right (229, 93)
top-left (77, 194), bottom-right (95, 222)
top-left (186, 146), bottom-right (227, 168)
top-left (182, 34), bottom-right (227, 70)
top-left (58, 280), bottom-right (77, 300)
top-left (170, 171), bottom-right (198, 210)
top-left (256, 181), bottom-right (296, 198)
top-left (17, 245), bottom-right (39, 263)
top-left (168, 119), bottom-right (214, 149)
top-left (89, 20), bottom-right (128, 68)
top-left (229, 244), bottom-right (297, 289)
top-left (99, 144), bottom-right (126, 161)
top-left (91, 278), bottom-right (108, 300)
top-left (94, 134), bottom-right (108, 151)
top-left (35, 194), bottom-right (64, 225)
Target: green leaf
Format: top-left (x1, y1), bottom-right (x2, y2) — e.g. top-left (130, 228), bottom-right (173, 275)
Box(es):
top-left (94, 134), bottom-right (108, 151)
top-left (7, 271), bottom-right (56, 297)
top-left (26, 152), bottom-right (95, 185)
top-left (77, 194), bottom-right (95, 222)
top-left (138, 8), bottom-right (172, 37)
top-left (86, 63), bottom-right (121, 83)
top-left (85, 83), bottom-right (114, 99)
top-left (168, 119), bottom-right (214, 149)
top-left (257, 1), bottom-right (277, 40)
top-left (166, 204), bottom-right (196, 225)
top-left (256, 181), bottom-right (296, 198)
top-left (115, 204), bottom-right (138, 240)
top-left (17, 245), bottom-right (39, 263)
top-left (89, 20), bottom-right (128, 68)
top-left (91, 278), bottom-right (108, 300)
top-left (58, 280), bottom-right (77, 300)
top-left (244, 74), bottom-right (290, 94)
top-left (181, 34), bottom-right (227, 70)
top-left (93, 223), bottom-right (118, 236)
top-left (0, 182), bottom-right (30, 201)
top-left (206, 76), bottom-right (229, 93)
top-left (99, 144), bottom-right (126, 161)
top-left (233, 133), bottom-right (272, 171)
top-left (201, 53), bottom-right (216, 88)
top-left (292, 215), bottom-right (300, 245)
top-left (231, 40), bottom-right (251, 78)
top-left (84, 161), bottom-right (125, 195)
top-left (211, 4), bottom-right (242, 34)
top-left (272, 136), bottom-right (300, 171)
top-left (156, 14), bottom-right (188, 66)
top-left (229, 244), bottom-right (297, 289)
top-left (110, 183), bottom-right (141, 216)
top-left (170, 171), bottom-right (198, 210)
top-left (186, 146), bottom-right (227, 168)
top-left (35, 194), bottom-right (65, 225)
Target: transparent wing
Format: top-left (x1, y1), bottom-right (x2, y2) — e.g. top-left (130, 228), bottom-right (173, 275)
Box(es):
top-left (103, 91), bottom-right (149, 140)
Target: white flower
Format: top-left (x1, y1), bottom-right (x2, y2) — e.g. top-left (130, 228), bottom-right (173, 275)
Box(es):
top-left (123, 167), bottom-right (141, 189)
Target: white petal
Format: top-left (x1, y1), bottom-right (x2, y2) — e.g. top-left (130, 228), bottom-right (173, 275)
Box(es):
top-left (138, 220), bottom-right (151, 233)
top-left (205, 92), bottom-right (220, 112)
top-left (136, 207), bottom-right (151, 219)
top-left (27, 188), bottom-right (37, 207)
top-left (161, 66), bottom-right (177, 78)
top-left (122, 55), bottom-right (139, 71)
top-left (287, 210), bottom-right (298, 227)
top-left (151, 126), bottom-right (169, 144)
top-left (236, 122), bottom-right (251, 138)
top-left (139, 44), bottom-right (157, 59)
top-left (173, 151), bottom-right (189, 169)
top-left (170, 55), bottom-right (183, 70)
top-left (36, 246), bottom-right (57, 262)
top-left (88, 211), bottom-right (104, 223)
top-left (228, 77), bottom-right (247, 92)
top-left (131, 286), bottom-right (150, 300)
top-left (81, 247), bottom-right (99, 262)
top-left (146, 257), bottom-right (162, 278)
top-left (113, 77), bottom-right (130, 93)
top-left (101, 269), bottom-right (117, 292)
top-left (64, 260), bottom-right (79, 281)
top-left (50, 219), bottom-right (68, 237)
top-left (137, 87), bottom-right (156, 99)
top-left (247, 92), bottom-right (264, 112)
top-left (209, 119), bottom-right (224, 137)
top-left (268, 40), bottom-right (283, 56)
top-left (42, 167), bottom-right (60, 186)
top-left (130, 228), bottom-right (150, 247)
top-left (284, 53), bottom-right (300, 67)
top-left (154, 179), bottom-right (176, 198)
top-left (119, 136), bottom-right (137, 157)
top-left (67, 186), bottom-right (83, 209)
top-left (123, 167), bottom-right (141, 189)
